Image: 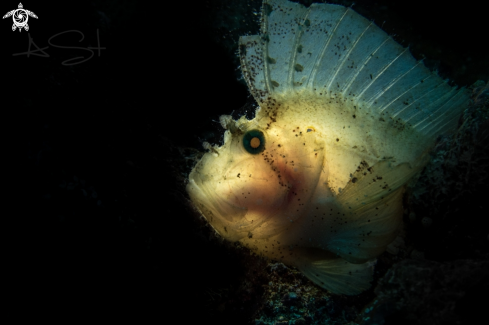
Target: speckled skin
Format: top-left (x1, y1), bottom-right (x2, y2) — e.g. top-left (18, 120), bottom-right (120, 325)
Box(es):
top-left (186, 0), bottom-right (471, 295)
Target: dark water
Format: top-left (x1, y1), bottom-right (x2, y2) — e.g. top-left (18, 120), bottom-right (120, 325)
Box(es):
top-left (6, 0), bottom-right (487, 323)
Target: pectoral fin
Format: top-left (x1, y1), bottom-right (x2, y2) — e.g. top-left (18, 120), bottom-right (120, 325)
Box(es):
top-left (293, 248), bottom-right (375, 295)
top-left (323, 159), bottom-right (419, 263)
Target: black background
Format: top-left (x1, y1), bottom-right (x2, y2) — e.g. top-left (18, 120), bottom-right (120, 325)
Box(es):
top-left (5, 0), bottom-right (487, 322)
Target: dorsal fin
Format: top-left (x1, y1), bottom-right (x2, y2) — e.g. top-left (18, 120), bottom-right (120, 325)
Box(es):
top-left (239, 0), bottom-right (471, 140)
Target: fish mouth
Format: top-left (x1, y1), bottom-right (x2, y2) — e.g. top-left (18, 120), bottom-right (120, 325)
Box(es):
top-left (187, 178), bottom-right (270, 241)
top-left (188, 169), bottom-right (302, 241)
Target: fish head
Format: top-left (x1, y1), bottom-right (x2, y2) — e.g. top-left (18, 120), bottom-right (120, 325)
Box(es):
top-left (184, 0), bottom-right (471, 295)
top-left (187, 101), bottom-right (327, 243)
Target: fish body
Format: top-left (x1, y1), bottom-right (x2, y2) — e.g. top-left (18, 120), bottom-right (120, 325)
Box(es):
top-left (187, 0), bottom-right (470, 295)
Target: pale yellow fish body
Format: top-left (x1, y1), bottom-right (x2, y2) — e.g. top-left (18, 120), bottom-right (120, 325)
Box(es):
top-left (187, 0), bottom-right (470, 295)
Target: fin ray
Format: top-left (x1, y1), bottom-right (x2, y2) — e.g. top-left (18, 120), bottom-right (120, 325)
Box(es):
top-left (241, 0), bottom-right (470, 141)
top-left (324, 160), bottom-right (418, 262)
top-left (294, 249), bottom-right (375, 295)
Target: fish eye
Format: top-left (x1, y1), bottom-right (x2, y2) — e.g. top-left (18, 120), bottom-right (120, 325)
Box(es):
top-left (242, 129), bottom-right (266, 154)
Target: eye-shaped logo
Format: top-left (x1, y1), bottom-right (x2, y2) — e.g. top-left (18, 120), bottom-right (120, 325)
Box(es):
top-left (2, 3), bottom-right (38, 32)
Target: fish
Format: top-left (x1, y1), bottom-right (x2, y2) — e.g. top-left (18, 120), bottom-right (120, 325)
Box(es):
top-left (186, 0), bottom-right (471, 295)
